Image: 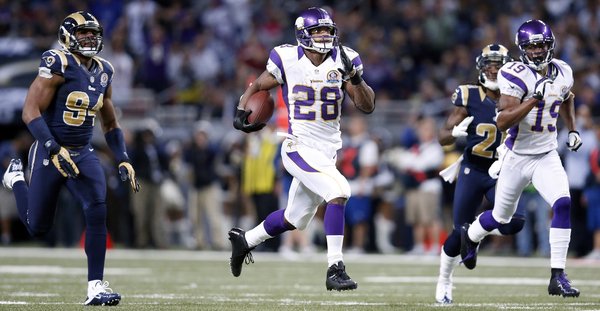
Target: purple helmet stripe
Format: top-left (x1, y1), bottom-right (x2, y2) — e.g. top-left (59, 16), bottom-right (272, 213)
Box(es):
top-left (287, 151), bottom-right (318, 172)
top-left (352, 56), bottom-right (362, 68)
top-left (500, 71), bottom-right (528, 95)
top-left (505, 125), bottom-right (519, 150)
top-left (269, 49), bottom-right (286, 83)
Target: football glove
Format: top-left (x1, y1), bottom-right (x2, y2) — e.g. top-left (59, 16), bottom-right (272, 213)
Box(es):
top-left (233, 108), bottom-right (266, 133)
top-left (532, 77), bottom-right (553, 100)
top-left (118, 162), bottom-right (140, 192)
top-left (50, 147), bottom-right (80, 178)
top-left (452, 116), bottom-right (474, 138)
top-left (566, 130), bottom-right (582, 152)
top-left (338, 44), bottom-right (362, 85)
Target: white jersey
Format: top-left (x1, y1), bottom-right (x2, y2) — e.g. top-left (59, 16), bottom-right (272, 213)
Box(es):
top-left (267, 44), bottom-right (363, 154)
top-left (497, 59), bottom-right (573, 155)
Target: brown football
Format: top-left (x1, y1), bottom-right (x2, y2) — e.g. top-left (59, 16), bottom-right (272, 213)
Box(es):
top-left (246, 90), bottom-right (275, 124)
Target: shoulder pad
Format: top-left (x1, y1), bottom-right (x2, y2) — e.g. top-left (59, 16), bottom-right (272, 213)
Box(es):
top-left (40, 49), bottom-right (69, 75)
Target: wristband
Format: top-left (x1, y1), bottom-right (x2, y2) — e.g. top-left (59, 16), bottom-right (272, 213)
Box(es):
top-left (27, 116), bottom-right (59, 154)
top-left (105, 128), bottom-right (130, 163)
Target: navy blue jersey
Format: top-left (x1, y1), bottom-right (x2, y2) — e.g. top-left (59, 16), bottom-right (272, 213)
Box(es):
top-left (451, 84), bottom-right (502, 170)
top-left (39, 49), bottom-right (113, 147)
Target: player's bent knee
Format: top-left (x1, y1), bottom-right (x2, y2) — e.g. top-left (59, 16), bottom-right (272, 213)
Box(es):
top-left (291, 215), bottom-right (313, 230)
top-left (499, 217), bottom-right (525, 235)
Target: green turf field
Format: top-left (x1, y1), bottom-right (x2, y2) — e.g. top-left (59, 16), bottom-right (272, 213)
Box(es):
top-left (0, 247), bottom-right (599, 310)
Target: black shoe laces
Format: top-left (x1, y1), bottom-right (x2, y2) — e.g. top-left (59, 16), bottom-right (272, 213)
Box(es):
top-left (244, 251), bottom-right (254, 265)
top-left (557, 273), bottom-right (572, 290)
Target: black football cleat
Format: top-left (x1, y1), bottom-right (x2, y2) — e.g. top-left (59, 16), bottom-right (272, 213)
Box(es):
top-left (228, 227), bottom-right (254, 277)
top-left (460, 223), bottom-right (480, 270)
top-left (326, 261), bottom-right (358, 291)
top-left (548, 272), bottom-right (580, 298)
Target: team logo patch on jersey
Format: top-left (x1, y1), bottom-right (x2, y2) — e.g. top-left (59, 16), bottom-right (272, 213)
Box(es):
top-left (326, 70), bottom-right (341, 83)
top-left (100, 73), bottom-right (108, 87)
top-left (560, 86), bottom-right (569, 98)
top-left (44, 56), bottom-right (55, 67)
top-left (451, 90), bottom-right (458, 103)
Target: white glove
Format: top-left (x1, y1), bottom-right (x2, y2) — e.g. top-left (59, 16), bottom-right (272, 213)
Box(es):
top-left (452, 116), bottom-right (474, 138)
top-left (488, 160), bottom-right (501, 179)
top-left (566, 131), bottom-right (582, 151)
top-left (488, 144), bottom-right (508, 179)
top-left (533, 77), bottom-right (553, 100)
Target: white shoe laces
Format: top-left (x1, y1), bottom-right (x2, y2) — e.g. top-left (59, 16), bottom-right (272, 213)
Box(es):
top-left (91, 281), bottom-right (114, 295)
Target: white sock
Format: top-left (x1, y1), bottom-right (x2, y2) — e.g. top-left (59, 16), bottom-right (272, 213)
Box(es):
top-left (326, 235), bottom-right (344, 267)
top-left (244, 222), bottom-right (272, 248)
top-left (88, 280), bottom-right (101, 296)
top-left (438, 249), bottom-right (460, 281)
top-left (375, 214), bottom-right (395, 252)
top-left (549, 228), bottom-right (570, 269)
top-left (468, 218), bottom-right (490, 243)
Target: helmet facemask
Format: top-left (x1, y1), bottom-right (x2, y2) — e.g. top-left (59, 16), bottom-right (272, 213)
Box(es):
top-left (476, 44), bottom-right (511, 91)
top-left (519, 41), bottom-right (554, 71)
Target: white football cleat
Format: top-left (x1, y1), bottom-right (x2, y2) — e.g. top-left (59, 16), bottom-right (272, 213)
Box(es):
top-left (435, 277), bottom-right (453, 304)
top-left (2, 159), bottom-right (24, 190)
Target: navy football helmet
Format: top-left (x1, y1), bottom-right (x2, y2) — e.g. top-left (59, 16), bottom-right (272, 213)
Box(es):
top-left (58, 11), bottom-right (104, 57)
top-left (515, 20), bottom-right (555, 71)
top-left (476, 44), bottom-right (511, 91)
top-left (295, 7), bottom-right (338, 54)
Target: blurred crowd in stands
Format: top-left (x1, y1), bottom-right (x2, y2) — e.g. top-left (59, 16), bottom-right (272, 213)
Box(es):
top-left (0, 0), bottom-right (599, 260)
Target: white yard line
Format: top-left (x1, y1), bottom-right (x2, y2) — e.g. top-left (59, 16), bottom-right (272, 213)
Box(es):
top-left (1, 247), bottom-right (599, 269)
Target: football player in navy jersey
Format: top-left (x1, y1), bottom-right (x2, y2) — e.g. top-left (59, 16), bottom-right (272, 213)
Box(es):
top-left (435, 44), bottom-right (527, 304)
top-left (2, 11), bottom-right (139, 306)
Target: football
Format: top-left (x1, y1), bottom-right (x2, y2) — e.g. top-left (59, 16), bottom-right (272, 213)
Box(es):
top-left (245, 90), bottom-right (274, 125)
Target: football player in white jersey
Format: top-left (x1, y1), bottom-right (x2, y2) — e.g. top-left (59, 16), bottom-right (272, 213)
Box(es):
top-left (460, 20), bottom-right (581, 297)
top-left (228, 7), bottom-right (375, 291)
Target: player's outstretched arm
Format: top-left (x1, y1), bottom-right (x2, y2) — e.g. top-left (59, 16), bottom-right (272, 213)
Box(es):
top-left (100, 85), bottom-right (140, 192)
top-left (439, 106), bottom-right (470, 146)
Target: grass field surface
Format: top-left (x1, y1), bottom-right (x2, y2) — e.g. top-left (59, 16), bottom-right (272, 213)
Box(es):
top-left (0, 247), bottom-right (599, 310)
